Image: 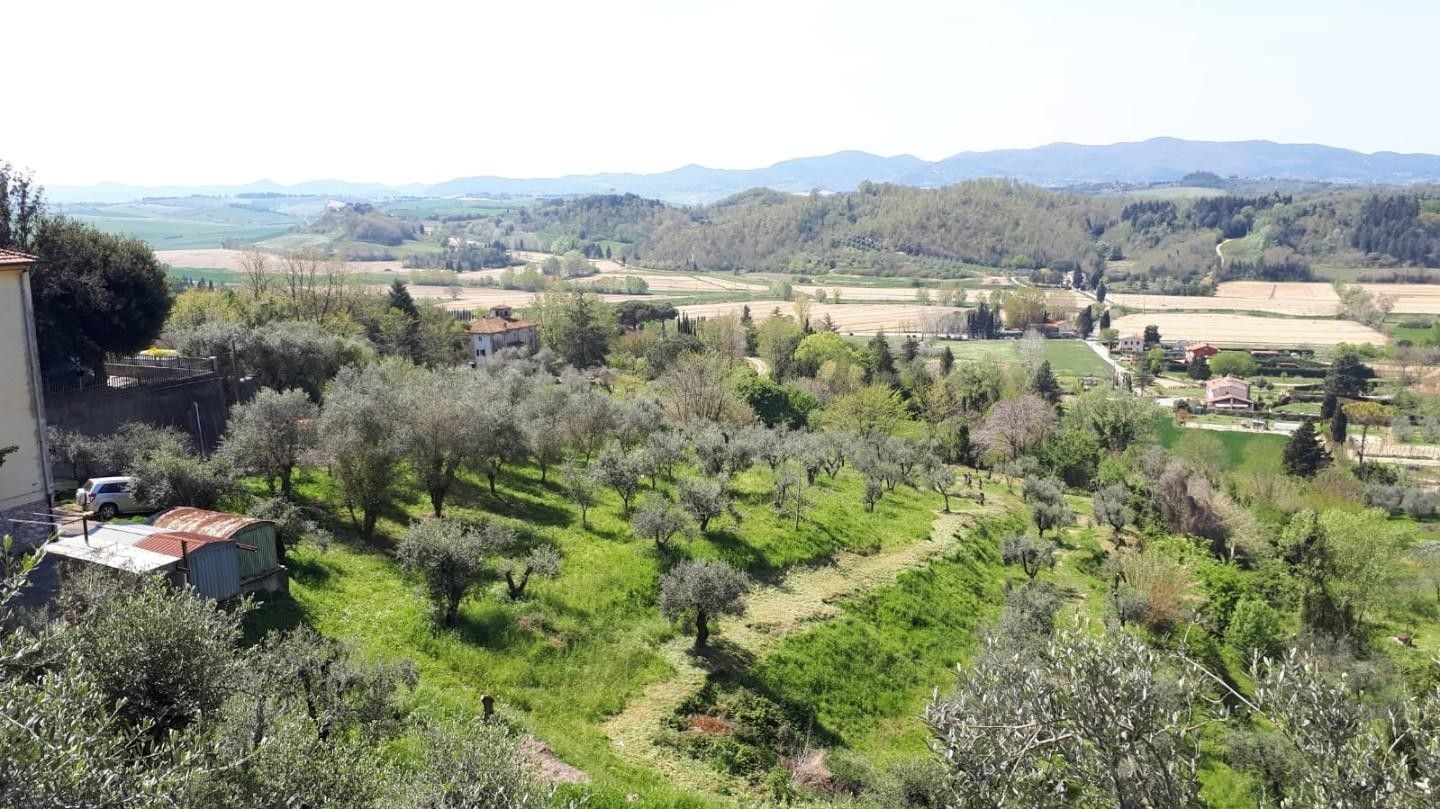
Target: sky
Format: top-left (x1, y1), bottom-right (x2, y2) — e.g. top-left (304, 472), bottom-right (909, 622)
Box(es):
top-left (6, 0), bottom-right (1438, 187)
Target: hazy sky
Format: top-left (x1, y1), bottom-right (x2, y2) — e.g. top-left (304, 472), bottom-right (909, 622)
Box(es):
top-left (7, 0), bottom-right (1437, 186)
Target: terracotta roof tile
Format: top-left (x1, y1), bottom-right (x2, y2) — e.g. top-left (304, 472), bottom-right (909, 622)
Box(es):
top-left (467, 316), bottom-right (537, 335)
top-left (0, 248), bottom-right (38, 264)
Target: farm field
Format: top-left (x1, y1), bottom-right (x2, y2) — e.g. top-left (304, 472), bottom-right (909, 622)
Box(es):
top-left (677, 300), bottom-right (964, 334)
top-left (155, 248), bottom-right (407, 274)
top-left (1109, 312), bottom-right (1387, 348)
top-left (1111, 281), bottom-right (1440, 316)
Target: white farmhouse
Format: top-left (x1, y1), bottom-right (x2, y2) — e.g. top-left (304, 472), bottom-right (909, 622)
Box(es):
top-left (467, 305), bottom-right (539, 361)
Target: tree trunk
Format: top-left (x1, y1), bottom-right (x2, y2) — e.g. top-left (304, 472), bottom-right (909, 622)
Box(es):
top-left (699, 515), bottom-right (711, 531)
top-left (487, 471), bottom-right (498, 496)
top-left (506, 569), bottom-right (529, 600)
top-left (694, 609), bottom-right (710, 649)
top-left (362, 508), bottom-right (378, 540)
top-left (280, 466), bottom-right (294, 499)
top-left (429, 487), bottom-right (445, 518)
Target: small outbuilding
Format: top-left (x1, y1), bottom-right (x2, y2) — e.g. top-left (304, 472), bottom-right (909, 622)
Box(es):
top-left (45, 524), bottom-right (242, 600)
top-left (148, 507), bottom-right (287, 593)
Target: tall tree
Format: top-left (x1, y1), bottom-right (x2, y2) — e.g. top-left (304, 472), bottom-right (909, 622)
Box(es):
top-left (867, 331), bottom-right (896, 380)
top-left (30, 217), bottom-right (171, 376)
top-left (1282, 420), bottom-right (1331, 478)
top-left (315, 361), bottom-right (411, 538)
top-left (533, 288), bottom-right (615, 368)
top-left (1030, 360), bottom-right (1061, 405)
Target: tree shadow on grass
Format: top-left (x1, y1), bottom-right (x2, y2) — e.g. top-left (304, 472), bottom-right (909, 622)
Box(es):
top-left (451, 608), bottom-right (530, 653)
top-left (702, 529), bottom-right (772, 578)
top-left (240, 590), bottom-right (307, 646)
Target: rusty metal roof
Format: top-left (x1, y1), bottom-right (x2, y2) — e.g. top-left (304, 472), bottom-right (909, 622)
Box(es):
top-left (134, 531), bottom-right (232, 558)
top-left (148, 507), bottom-right (269, 538)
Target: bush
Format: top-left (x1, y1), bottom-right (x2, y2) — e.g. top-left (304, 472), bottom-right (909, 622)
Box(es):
top-left (1226, 597), bottom-right (1287, 665)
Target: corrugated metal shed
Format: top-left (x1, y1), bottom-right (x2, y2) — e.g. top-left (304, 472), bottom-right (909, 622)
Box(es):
top-left (133, 530), bottom-right (241, 601)
top-left (44, 525), bottom-right (178, 573)
top-left (148, 507), bottom-right (280, 579)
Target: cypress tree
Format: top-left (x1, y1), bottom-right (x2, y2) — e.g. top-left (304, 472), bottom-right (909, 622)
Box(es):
top-left (1099, 309), bottom-right (1111, 330)
top-left (940, 345), bottom-right (955, 376)
top-left (901, 335), bottom-right (920, 362)
top-left (1283, 421), bottom-right (1331, 478)
top-left (1187, 355), bottom-right (1211, 380)
top-left (1330, 403), bottom-right (1348, 444)
top-left (1030, 360), bottom-right (1061, 404)
top-left (1076, 306), bottom-right (1094, 338)
top-left (1320, 392), bottom-right (1338, 420)
top-left (868, 331), bottom-right (895, 379)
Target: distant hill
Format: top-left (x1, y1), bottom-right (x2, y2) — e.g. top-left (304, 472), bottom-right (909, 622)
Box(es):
top-left (45, 138), bottom-right (1440, 205)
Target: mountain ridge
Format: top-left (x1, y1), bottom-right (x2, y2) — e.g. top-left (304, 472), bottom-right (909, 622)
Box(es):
top-left (47, 137), bottom-right (1440, 205)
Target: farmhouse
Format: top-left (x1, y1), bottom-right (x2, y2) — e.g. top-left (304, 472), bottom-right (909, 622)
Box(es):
top-left (1185, 343), bottom-right (1219, 363)
top-left (1205, 375), bottom-right (1255, 411)
top-left (0, 249), bottom-right (54, 545)
top-left (1116, 333), bottom-right (1146, 354)
top-left (468, 305), bottom-right (539, 360)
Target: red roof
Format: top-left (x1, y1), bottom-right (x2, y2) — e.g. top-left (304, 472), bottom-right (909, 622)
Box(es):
top-left (467, 316), bottom-right (537, 335)
top-left (149, 507), bottom-right (266, 538)
top-left (0, 248), bottom-right (37, 264)
top-left (134, 531), bottom-right (232, 558)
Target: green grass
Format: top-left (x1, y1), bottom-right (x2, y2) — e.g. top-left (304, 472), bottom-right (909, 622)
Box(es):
top-left (248, 457), bottom-right (940, 806)
top-left (1155, 415), bottom-right (1288, 474)
top-left (73, 215), bottom-right (292, 249)
top-left (930, 338), bottom-right (1110, 379)
top-left (750, 514), bottom-right (1014, 758)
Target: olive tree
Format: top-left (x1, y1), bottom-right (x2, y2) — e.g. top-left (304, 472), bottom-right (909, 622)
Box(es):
top-left (1001, 535), bottom-right (1057, 580)
top-left (1092, 483), bottom-right (1134, 537)
top-left (676, 476), bottom-right (727, 532)
top-left (218, 386), bottom-right (318, 498)
top-left (560, 460), bottom-right (599, 529)
top-left (316, 361), bottom-right (411, 538)
top-left (397, 518), bottom-right (515, 627)
top-left (659, 559), bottom-right (750, 650)
top-left (925, 627), bottom-right (1206, 808)
top-left (500, 545), bottom-right (561, 601)
top-left (631, 495), bottom-right (693, 551)
top-left (593, 444), bottom-right (645, 513)
top-left (1023, 476), bottom-right (1074, 537)
top-left (127, 448), bottom-right (237, 512)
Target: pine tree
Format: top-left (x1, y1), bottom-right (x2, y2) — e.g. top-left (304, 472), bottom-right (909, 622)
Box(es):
top-left (1187, 355), bottom-right (1211, 380)
top-left (1099, 309), bottom-right (1111, 330)
top-left (1030, 360), bottom-right (1061, 404)
top-left (387, 280), bottom-right (418, 317)
top-left (901, 335), bottom-right (920, 362)
top-left (1330, 403), bottom-right (1348, 444)
top-left (1283, 420), bottom-right (1331, 478)
top-left (940, 345), bottom-right (955, 376)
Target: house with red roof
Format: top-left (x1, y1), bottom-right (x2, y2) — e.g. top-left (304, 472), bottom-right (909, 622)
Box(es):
top-left (467, 305), bottom-right (539, 361)
top-left (1204, 375), bottom-right (1254, 411)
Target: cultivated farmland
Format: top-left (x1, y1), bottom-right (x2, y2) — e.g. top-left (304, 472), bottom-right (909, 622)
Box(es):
top-left (677, 300), bottom-right (965, 334)
top-left (1110, 281), bottom-right (1440, 316)
top-left (1109, 312), bottom-right (1387, 347)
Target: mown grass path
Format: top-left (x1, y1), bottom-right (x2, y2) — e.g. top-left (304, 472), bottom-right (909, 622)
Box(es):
top-left (599, 505), bottom-right (989, 796)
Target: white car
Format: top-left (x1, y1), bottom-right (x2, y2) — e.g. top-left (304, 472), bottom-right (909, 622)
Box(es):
top-left (75, 476), bottom-right (142, 519)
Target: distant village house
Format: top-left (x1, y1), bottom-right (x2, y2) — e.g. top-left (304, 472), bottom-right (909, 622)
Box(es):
top-left (1204, 375), bottom-right (1255, 411)
top-left (467, 305), bottom-right (539, 361)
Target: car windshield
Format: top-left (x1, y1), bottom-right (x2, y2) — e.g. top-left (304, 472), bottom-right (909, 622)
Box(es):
top-left (81, 480), bottom-right (95, 492)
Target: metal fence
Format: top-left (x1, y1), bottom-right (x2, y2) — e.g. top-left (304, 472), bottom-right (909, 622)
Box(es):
top-left (44, 355), bottom-right (217, 396)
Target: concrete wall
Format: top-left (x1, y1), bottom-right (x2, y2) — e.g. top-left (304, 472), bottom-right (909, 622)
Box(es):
top-left (46, 374), bottom-right (231, 454)
top-left (0, 262), bottom-right (51, 513)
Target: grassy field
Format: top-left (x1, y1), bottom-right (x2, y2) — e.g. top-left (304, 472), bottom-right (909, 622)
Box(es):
top-left (247, 455), bottom-right (958, 806)
top-left (932, 338), bottom-right (1112, 379)
top-left (1155, 415), bottom-right (1288, 473)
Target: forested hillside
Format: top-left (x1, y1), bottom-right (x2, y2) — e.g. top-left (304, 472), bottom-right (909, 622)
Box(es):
top-left (518, 183), bottom-right (1440, 292)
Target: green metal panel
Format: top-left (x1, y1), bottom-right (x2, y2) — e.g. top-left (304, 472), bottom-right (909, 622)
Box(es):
top-left (232, 522), bottom-right (279, 578)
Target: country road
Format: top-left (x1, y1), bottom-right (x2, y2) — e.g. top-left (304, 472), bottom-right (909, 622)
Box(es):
top-left (744, 356), bottom-right (769, 376)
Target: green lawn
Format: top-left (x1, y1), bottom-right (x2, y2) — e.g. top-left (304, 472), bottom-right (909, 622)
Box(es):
top-left (1155, 415), bottom-right (1288, 474)
top-left (932, 338), bottom-right (1110, 379)
top-left (249, 458), bottom-right (943, 806)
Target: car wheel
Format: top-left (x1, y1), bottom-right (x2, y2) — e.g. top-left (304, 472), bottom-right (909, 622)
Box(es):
top-left (96, 503), bottom-right (118, 520)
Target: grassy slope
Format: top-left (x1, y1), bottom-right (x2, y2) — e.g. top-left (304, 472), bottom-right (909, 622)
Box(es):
top-left (1155, 414), bottom-right (1288, 473)
top-left (249, 460), bottom-right (944, 806)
